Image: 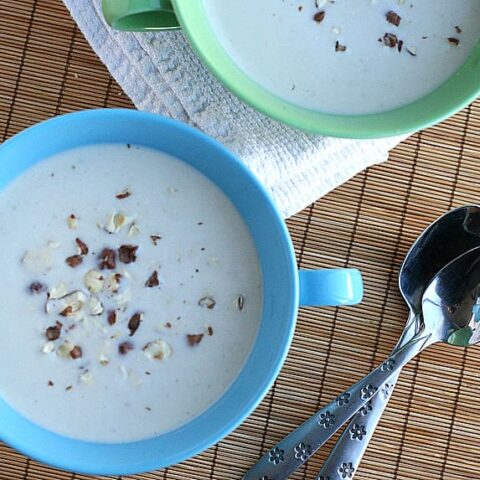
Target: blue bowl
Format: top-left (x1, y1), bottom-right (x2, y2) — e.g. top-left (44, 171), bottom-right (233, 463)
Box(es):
top-left (0, 109), bottom-right (363, 475)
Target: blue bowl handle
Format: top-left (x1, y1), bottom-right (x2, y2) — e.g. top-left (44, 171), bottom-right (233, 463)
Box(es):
top-left (299, 268), bottom-right (363, 307)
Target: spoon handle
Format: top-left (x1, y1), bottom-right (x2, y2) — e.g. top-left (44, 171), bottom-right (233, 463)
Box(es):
top-left (316, 313), bottom-right (419, 480)
top-left (243, 331), bottom-right (432, 480)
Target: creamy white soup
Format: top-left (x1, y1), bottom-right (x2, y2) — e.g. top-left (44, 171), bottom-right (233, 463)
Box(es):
top-left (0, 144), bottom-right (262, 442)
top-left (204, 0), bottom-right (480, 114)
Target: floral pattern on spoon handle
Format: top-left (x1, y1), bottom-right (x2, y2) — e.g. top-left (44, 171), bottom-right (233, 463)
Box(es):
top-left (243, 331), bottom-right (432, 480)
top-left (316, 313), bottom-right (419, 480)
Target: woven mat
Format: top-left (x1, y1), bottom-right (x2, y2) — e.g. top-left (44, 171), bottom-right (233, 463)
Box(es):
top-left (1, 2), bottom-right (480, 479)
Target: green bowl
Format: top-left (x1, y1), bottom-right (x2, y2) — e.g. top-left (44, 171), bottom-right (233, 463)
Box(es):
top-left (102, 0), bottom-right (480, 139)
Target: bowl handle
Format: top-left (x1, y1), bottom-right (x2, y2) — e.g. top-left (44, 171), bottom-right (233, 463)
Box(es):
top-left (101, 0), bottom-right (181, 31)
top-left (298, 268), bottom-right (363, 307)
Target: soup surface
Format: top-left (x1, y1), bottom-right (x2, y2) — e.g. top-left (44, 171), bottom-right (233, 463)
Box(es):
top-left (0, 144), bottom-right (262, 442)
top-left (204, 0), bottom-right (480, 114)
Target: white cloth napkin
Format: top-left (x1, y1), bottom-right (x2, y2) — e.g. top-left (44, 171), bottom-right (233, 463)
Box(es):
top-left (63, 0), bottom-right (404, 218)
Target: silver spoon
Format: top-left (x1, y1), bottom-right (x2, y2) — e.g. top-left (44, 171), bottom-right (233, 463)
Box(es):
top-left (244, 245), bottom-right (480, 480)
top-left (317, 205), bottom-right (480, 479)
top-left (244, 206), bottom-right (480, 479)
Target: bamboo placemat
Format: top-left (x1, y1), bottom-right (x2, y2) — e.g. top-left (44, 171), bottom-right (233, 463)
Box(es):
top-left (1, 1), bottom-right (479, 479)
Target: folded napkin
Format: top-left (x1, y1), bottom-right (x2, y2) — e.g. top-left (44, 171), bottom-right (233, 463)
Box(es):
top-left (63, 0), bottom-right (404, 218)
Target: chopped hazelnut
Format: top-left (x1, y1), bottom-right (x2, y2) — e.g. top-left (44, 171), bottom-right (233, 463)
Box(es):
top-left (67, 214), bottom-right (77, 230)
top-left (198, 296), bottom-right (216, 309)
top-left (65, 254), bottom-right (83, 268)
top-left (88, 297), bottom-right (104, 316)
top-left (52, 291), bottom-right (87, 318)
top-left (107, 310), bottom-right (117, 325)
top-left (29, 281), bottom-right (47, 294)
top-left (99, 353), bottom-right (109, 365)
top-left (386, 11), bottom-right (401, 27)
top-left (45, 322), bottom-right (63, 341)
top-left (118, 244), bottom-right (138, 264)
top-left (70, 345), bottom-right (82, 359)
top-left (59, 305), bottom-right (74, 317)
top-left (143, 339), bottom-right (172, 360)
top-left (45, 290), bottom-right (87, 317)
top-left (313, 11), bottom-right (325, 23)
top-left (119, 341), bottom-right (134, 355)
top-left (187, 334), bottom-right (204, 347)
top-left (98, 248), bottom-right (116, 270)
top-left (116, 189), bottom-right (132, 200)
top-left (150, 235), bottom-right (162, 245)
top-left (84, 269), bottom-right (104, 293)
top-left (103, 212), bottom-right (131, 234)
top-left (75, 238), bottom-right (89, 255)
top-left (382, 33), bottom-right (398, 48)
top-left (145, 270), bottom-right (159, 288)
top-left (128, 312), bottom-right (143, 336)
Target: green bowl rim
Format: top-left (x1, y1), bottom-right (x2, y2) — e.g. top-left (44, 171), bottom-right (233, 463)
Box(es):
top-left (174, 1), bottom-right (480, 139)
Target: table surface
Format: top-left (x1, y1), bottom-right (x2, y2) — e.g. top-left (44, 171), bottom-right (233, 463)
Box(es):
top-left (1, 2), bottom-right (480, 479)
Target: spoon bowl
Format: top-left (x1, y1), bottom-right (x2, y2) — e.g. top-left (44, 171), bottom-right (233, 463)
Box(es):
top-left (401, 205), bottom-right (480, 310)
top-left (423, 245), bottom-right (480, 347)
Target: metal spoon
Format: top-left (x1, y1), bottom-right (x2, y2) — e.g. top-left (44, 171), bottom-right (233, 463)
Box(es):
top-left (317, 205), bottom-right (480, 479)
top-left (244, 206), bottom-right (480, 479)
top-left (244, 247), bottom-right (480, 479)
